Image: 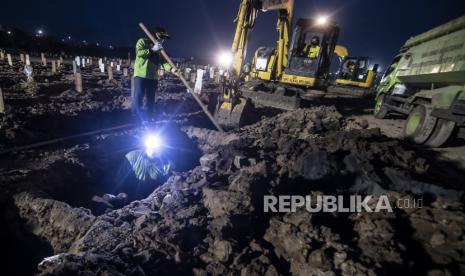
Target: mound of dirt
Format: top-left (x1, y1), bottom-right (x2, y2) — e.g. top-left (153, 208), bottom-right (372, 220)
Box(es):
top-left (12, 106), bottom-right (465, 275)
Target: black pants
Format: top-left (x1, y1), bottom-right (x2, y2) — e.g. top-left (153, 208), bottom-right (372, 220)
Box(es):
top-left (132, 76), bottom-right (158, 121)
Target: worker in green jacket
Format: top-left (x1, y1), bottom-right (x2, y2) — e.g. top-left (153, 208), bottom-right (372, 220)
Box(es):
top-left (133, 27), bottom-right (177, 122)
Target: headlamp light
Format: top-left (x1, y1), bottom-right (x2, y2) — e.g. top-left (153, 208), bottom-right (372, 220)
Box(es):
top-left (144, 134), bottom-right (164, 157)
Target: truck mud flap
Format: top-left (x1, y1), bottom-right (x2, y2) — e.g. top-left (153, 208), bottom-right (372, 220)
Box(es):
top-left (432, 108), bottom-right (465, 125)
top-left (451, 99), bottom-right (465, 115)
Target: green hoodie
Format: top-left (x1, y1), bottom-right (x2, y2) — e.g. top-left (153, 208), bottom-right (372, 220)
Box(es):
top-left (134, 38), bottom-right (171, 80)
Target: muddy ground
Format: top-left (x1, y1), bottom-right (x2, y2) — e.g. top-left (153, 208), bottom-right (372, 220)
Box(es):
top-left (1, 58), bottom-right (465, 275)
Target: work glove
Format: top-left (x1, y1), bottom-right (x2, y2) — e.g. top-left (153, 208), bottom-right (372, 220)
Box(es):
top-left (151, 41), bottom-right (163, 52)
top-left (170, 68), bottom-right (179, 76)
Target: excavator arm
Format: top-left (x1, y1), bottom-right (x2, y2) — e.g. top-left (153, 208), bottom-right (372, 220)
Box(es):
top-left (231, 0), bottom-right (294, 77)
top-left (215, 0), bottom-right (295, 130)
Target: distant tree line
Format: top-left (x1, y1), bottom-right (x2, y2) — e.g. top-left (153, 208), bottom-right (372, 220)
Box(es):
top-left (0, 28), bottom-right (132, 58)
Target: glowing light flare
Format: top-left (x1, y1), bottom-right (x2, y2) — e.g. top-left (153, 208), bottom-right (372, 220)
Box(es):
top-left (217, 51), bottom-right (233, 67)
top-left (316, 16), bottom-right (328, 25)
top-left (144, 134), bottom-right (164, 157)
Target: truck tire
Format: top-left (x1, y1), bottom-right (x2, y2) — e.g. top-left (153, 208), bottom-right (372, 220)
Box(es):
top-left (404, 104), bottom-right (437, 144)
top-left (374, 94), bottom-right (388, 119)
top-left (425, 119), bottom-right (456, 147)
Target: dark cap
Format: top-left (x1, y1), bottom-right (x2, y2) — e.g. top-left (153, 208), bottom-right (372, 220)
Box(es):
top-left (155, 26), bottom-right (170, 40)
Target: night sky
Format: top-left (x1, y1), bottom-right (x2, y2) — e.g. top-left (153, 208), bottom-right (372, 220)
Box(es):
top-left (2, 0), bottom-right (465, 70)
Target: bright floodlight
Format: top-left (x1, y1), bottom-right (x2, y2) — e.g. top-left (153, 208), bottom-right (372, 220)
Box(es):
top-left (37, 29), bottom-right (43, 35)
top-left (7, 31), bottom-right (11, 35)
top-left (316, 16), bottom-right (328, 25)
top-left (218, 51), bottom-right (233, 67)
top-left (144, 134), bottom-right (163, 157)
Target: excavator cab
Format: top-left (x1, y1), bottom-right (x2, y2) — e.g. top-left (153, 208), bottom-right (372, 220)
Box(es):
top-left (251, 47), bottom-right (277, 81)
top-left (282, 19), bottom-right (339, 88)
top-left (338, 57), bottom-right (368, 79)
top-left (330, 56), bottom-right (379, 96)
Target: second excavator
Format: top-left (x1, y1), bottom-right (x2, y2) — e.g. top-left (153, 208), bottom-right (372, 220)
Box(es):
top-left (214, 0), bottom-right (380, 129)
top-left (214, 0), bottom-right (343, 129)
top-left (328, 55), bottom-right (379, 97)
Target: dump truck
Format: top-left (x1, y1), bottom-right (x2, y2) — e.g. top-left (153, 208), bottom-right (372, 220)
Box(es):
top-left (374, 15), bottom-right (465, 147)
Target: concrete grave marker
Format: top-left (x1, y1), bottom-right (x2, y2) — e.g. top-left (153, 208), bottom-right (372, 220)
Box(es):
top-left (99, 63), bottom-right (105, 73)
top-left (107, 66), bottom-right (113, 80)
top-left (184, 68), bottom-right (191, 80)
top-left (194, 69), bottom-right (204, 94)
top-left (7, 54), bottom-right (12, 66)
top-left (41, 53), bottom-right (46, 66)
top-left (25, 55), bottom-right (30, 66)
top-left (24, 65), bottom-right (33, 82)
top-left (20, 53), bottom-right (25, 63)
top-left (190, 72), bottom-right (196, 83)
top-left (123, 68), bottom-right (128, 77)
top-left (210, 67), bottom-right (214, 79)
top-left (0, 88), bottom-right (4, 114)
top-left (75, 73), bottom-right (83, 92)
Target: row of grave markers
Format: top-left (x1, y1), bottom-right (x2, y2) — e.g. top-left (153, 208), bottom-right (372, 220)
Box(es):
top-left (0, 51), bottom-right (136, 112)
top-left (0, 50), bottom-right (230, 106)
top-left (0, 51), bottom-right (67, 74)
top-left (0, 50), bottom-right (132, 72)
top-left (73, 57), bottom-right (133, 93)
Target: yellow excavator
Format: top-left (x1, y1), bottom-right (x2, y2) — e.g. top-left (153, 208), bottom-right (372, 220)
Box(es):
top-left (214, 0), bottom-right (346, 129)
top-left (328, 55), bottom-right (379, 96)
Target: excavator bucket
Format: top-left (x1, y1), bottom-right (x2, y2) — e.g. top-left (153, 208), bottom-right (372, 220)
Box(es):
top-left (214, 97), bottom-right (254, 130)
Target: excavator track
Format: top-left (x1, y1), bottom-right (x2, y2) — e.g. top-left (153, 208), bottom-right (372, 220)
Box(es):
top-left (327, 85), bottom-right (375, 98)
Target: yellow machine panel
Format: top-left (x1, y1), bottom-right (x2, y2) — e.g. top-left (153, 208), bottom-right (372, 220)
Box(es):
top-left (281, 73), bottom-right (316, 86)
top-left (335, 70), bottom-right (376, 88)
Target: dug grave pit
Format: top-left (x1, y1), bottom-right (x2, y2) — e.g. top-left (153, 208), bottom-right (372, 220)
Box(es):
top-left (0, 123), bottom-right (202, 274)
